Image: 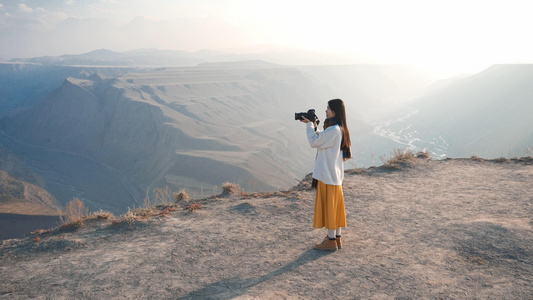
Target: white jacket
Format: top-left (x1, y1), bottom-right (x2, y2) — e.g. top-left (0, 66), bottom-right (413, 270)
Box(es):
top-left (306, 122), bottom-right (344, 185)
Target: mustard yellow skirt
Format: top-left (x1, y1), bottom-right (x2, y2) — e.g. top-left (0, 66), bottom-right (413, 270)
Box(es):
top-left (313, 180), bottom-right (347, 229)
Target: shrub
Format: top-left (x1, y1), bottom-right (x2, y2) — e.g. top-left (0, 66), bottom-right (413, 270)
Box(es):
top-left (174, 189), bottom-right (190, 202)
top-left (380, 148), bottom-right (417, 169)
top-left (60, 198), bottom-right (89, 227)
top-left (121, 209), bottom-right (138, 225)
top-left (416, 150), bottom-right (431, 159)
top-left (133, 207), bottom-right (152, 218)
top-left (471, 155), bottom-right (484, 162)
top-left (222, 182), bottom-right (241, 195)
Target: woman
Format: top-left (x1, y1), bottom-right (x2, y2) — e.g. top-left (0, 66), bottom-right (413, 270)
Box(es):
top-left (301, 99), bottom-right (352, 251)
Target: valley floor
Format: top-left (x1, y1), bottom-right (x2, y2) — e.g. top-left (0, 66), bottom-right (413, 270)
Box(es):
top-left (1, 158), bottom-right (532, 299)
top-left (0, 214), bottom-right (61, 240)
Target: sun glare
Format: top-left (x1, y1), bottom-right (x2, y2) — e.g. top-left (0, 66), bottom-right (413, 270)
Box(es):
top-left (1, 0), bottom-right (532, 73)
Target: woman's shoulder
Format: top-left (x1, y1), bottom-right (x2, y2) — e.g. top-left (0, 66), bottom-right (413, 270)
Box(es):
top-left (324, 124), bottom-right (341, 132)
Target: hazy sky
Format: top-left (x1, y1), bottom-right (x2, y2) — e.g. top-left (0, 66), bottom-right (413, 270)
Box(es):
top-left (1, 0), bottom-right (532, 73)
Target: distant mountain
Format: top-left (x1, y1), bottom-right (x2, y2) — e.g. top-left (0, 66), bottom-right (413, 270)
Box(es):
top-left (0, 64), bottom-right (336, 212)
top-left (296, 65), bottom-right (439, 121)
top-left (0, 170), bottom-right (60, 216)
top-left (6, 47), bottom-right (367, 68)
top-left (8, 48), bottom-right (335, 68)
top-left (416, 64), bottom-right (533, 157)
top-left (0, 62), bottom-right (137, 116)
top-left (364, 64), bottom-right (533, 159)
top-left (9, 49), bottom-right (206, 67)
top-left (0, 57), bottom-right (440, 212)
top-left (0, 147), bottom-right (45, 188)
top-left (4, 49), bottom-right (438, 122)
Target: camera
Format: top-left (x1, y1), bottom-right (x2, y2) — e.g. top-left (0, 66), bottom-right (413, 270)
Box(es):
top-left (295, 109), bottom-right (320, 124)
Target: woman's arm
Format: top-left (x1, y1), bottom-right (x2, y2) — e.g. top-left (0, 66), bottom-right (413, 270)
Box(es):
top-left (306, 122), bottom-right (339, 149)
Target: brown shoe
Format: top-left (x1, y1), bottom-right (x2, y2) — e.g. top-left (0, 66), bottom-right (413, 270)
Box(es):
top-left (314, 236), bottom-right (338, 251)
top-left (336, 236), bottom-right (342, 249)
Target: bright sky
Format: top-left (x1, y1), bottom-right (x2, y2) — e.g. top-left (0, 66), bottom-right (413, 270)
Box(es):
top-left (1, 0), bottom-right (532, 74)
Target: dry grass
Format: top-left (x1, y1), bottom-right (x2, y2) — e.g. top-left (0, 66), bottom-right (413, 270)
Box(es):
top-left (510, 156), bottom-right (533, 164)
top-left (119, 209), bottom-right (138, 225)
top-left (239, 190), bottom-right (300, 200)
top-left (185, 202), bottom-right (202, 212)
top-left (132, 207), bottom-right (153, 219)
top-left (30, 229), bottom-right (51, 235)
top-left (347, 168), bottom-right (367, 175)
top-left (42, 179), bottom-right (307, 230)
top-left (41, 195), bottom-right (180, 229)
top-left (60, 198), bottom-right (89, 228)
top-left (143, 186), bottom-right (175, 209)
top-left (157, 205), bottom-right (178, 216)
top-left (492, 157), bottom-right (508, 163)
top-left (221, 182), bottom-right (241, 195)
top-left (92, 210), bottom-right (114, 219)
top-left (154, 186), bottom-right (173, 205)
top-left (380, 148), bottom-right (418, 169)
top-left (59, 199), bottom-right (117, 227)
top-left (471, 155), bottom-right (485, 162)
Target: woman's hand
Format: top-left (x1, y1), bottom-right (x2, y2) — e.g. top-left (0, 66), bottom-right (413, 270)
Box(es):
top-left (300, 116), bottom-right (310, 123)
top-left (301, 116), bottom-right (317, 129)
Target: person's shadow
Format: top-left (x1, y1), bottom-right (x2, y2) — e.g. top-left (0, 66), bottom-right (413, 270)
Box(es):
top-left (178, 248), bottom-right (332, 299)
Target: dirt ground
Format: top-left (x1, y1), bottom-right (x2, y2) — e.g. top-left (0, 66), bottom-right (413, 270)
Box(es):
top-left (1, 158), bottom-right (532, 299)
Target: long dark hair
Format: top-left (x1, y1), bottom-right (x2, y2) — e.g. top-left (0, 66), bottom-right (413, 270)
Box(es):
top-left (328, 98), bottom-right (351, 151)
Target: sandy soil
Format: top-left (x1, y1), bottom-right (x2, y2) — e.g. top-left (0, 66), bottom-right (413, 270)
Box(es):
top-left (0, 158), bottom-right (532, 299)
